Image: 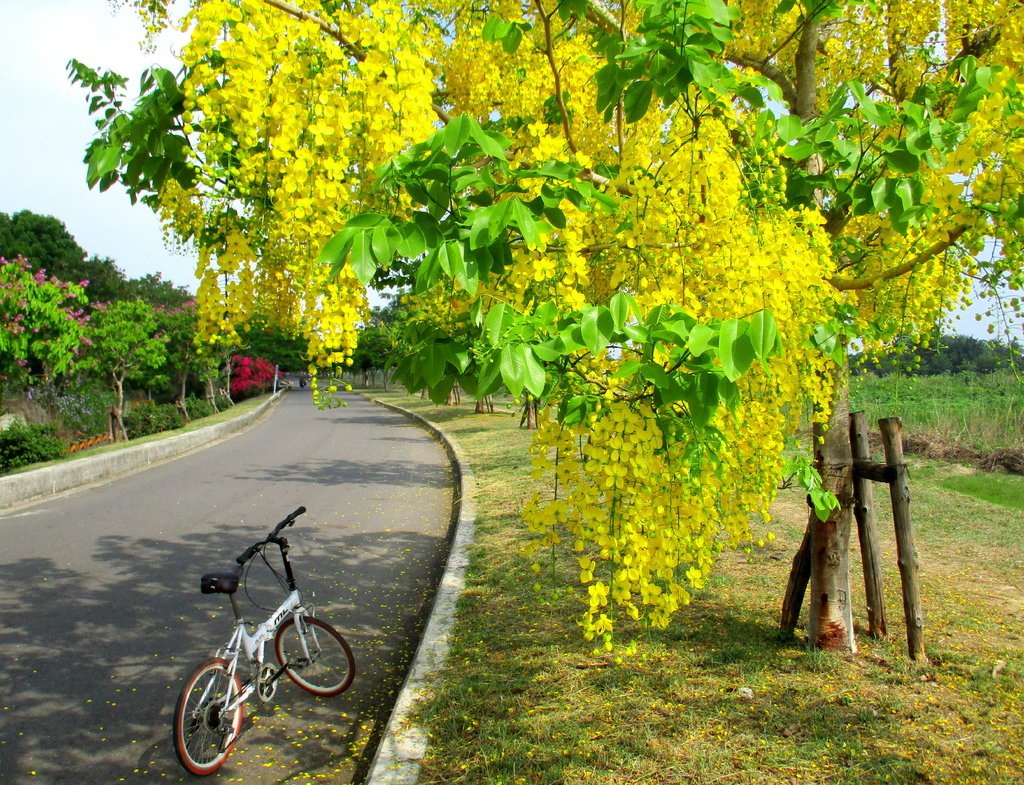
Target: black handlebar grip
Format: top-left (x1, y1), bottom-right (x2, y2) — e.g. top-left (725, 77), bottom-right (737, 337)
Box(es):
top-left (290, 506), bottom-right (306, 521)
top-left (236, 543), bottom-right (260, 565)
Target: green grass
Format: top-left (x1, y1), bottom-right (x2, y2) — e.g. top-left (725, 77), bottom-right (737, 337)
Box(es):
top-left (939, 473), bottom-right (1024, 511)
top-left (850, 371), bottom-right (1024, 451)
top-left (370, 389), bottom-right (1024, 785)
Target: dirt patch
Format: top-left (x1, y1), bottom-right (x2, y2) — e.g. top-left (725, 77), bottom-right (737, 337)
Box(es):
top-left (869, 432), bottom-right (1024, 476)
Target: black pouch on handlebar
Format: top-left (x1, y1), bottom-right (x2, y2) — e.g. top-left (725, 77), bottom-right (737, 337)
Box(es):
top-left (200, 567), bottom-right (241, 595)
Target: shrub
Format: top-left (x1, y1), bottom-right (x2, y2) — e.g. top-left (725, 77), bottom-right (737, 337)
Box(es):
top-left (123, 401), bottom-right (184, 438)
top-left (184, 396), bottom-right (215, 420)
top-left (230, 355), bottom-right (276, 400)
top-left (0, 421), bottom-right (66, 473)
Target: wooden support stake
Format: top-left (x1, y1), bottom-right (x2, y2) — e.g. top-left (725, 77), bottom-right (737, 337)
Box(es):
top-left (780, 521), bottom-right (811, 634)
top-left (879, 417), bottom-right (927, 660)
top-left (849, 412), bottom-right (888, 638)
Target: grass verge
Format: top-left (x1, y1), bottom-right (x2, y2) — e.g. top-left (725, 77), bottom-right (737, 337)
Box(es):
top-left (372, 390), bottom-right (1024, 785)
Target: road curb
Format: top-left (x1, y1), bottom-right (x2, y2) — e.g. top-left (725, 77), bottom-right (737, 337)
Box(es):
top-left (0, 392), bottom-right (285, 510)
top-left (365, 398), bottom-right (476, 785)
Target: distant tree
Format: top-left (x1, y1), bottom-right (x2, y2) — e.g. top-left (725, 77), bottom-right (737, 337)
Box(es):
top-left (125, 272), bottom-right (193, 308)
top-left (0, 211), bottom-right (87, 278)
top-left (239, 320), bottom-right (307, 371)
top-left (156, 302), bottom-right (202, 421)
top-left (350, 326), bottom-right (393, 388)
top-left (0, 210), bottom-right (196, 307)
top-left (80, 300), bottom-right (167, 440)
top-left (0, 256), bottom-right (88, 390)
top-left (853, 333), bottom-right (1022, 376)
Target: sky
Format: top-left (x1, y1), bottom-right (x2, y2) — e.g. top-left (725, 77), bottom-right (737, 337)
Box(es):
top-left (0, 0), bottom-right (197, 291)
top-left (0, 1), bottom-right (1013, 340)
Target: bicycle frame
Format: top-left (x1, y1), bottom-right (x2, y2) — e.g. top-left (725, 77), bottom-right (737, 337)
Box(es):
top-left (218, 588), bottom-right (310, 713)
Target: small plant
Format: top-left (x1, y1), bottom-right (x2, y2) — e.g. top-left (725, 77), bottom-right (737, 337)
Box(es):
top-left (0, 420), bottom-right (66, 473)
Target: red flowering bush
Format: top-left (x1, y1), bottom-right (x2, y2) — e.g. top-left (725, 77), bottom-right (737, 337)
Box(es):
top-left (230, 355), bottom-right (276, 400)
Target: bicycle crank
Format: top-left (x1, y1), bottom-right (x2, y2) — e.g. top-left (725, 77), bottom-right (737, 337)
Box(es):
top-left (256, 664), bottom-right (278, 702)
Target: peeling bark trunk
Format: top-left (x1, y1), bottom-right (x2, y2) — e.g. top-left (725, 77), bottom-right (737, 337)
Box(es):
top-left (204, 377), bottom-right (219, 413)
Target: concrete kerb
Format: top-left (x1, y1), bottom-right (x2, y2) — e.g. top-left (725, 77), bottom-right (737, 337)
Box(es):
top-left (364, 398), bottom-right (476, 785)
top-left (0, 392), bottom-right (285, 510)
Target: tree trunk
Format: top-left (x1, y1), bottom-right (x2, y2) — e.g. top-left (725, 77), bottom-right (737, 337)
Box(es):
top-left (205, 377), bottom-right (219, 413)
top-left (520, 395), bottom-right (538, 429)
top-left (781, 358), bottom-right (858, 651)
top-left (807, 359), bottom-right (856, 651)
top-left (177, 375), bottom-right (191, 424)
top-left (111, 374), bottom-right (129, 442)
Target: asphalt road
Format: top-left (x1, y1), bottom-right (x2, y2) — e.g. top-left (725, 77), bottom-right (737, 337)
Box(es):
top-left (0, 390), bottom-right (455, 784)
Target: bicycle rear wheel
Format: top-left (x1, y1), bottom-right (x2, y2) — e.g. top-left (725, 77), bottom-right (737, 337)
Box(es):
top-left (274, 616), bottom-right (355, 696)
top-left (172, 658), bottom-right (244, 776)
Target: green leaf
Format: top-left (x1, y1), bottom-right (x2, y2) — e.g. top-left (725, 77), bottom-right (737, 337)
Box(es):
top-left (484, 302), bottom-right (508, 347)
top-left (612, 359), bottom-right (642, 379)
top-left (512, 200), bottom-right (542, 247)
top-left (640, 362), bottom-right (672, 389)
top-left (502, 25), bottom-right (523, 55)
top-left (469, 122), bottom-right (509, 160)
top-left (318, 229), bottom-right (353, 270)
top-left (687, 324), bottom-right (716, 357)
top-left (870, 177), bottom-right (890, 211)
top-left (499, 344), bottom-right (527, 395)
top-left (885, 146), bottom-right (920, 174)
top-left (396, 222), bottom-right (427, 258)
top-left (442, 114), bottom-right (472, 155)
top-left (623, 80), bottom-right (654, 123)
top-left (580, 306), bottom-right (614, 355)
top-left (748, 310), bottom-right (780, 360)
top-left (349, 231), bottom-right (377, 285)
top-left (777, 114), bottom-right (804, 143)
top-left (415, 247), bottom-right (442, 293)
top-left (538, 160), bottom-right (576, 179)
top-left (609, 291), bottom-right (634, 332)
top-left (522, 347), bottom-right (546, 397)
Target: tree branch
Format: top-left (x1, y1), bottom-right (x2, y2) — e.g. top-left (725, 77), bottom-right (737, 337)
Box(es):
top-left (260, 0), bottom-right (451, 123)
top-left (727, 52), bottom-right (799, 110)
top-left (535, 0), bottom-right (578, 155)
top-left (829, 226), bottom-right (969, 290)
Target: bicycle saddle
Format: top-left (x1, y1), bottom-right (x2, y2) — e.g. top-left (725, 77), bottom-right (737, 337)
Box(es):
top-left (200, 567), bottom-right (242, 595)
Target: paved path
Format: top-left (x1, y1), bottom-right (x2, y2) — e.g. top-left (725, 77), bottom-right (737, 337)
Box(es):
top-left (0, 390), bottom-right (454, 784)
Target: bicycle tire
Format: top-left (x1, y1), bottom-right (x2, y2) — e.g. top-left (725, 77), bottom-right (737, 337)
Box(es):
top-left (172, 658), bottom-right (244, 776)
top-left (274, 616), bottom-right (355, 697)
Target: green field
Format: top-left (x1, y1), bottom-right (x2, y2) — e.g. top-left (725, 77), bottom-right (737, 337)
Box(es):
top-left (370, 381), bottom-right (1024, 785)
top-left (850, 371), bottom-right (1023, 452)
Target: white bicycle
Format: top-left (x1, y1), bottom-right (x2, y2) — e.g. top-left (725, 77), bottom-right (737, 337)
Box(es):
top-left (172, 506), bottom-right (355, 776)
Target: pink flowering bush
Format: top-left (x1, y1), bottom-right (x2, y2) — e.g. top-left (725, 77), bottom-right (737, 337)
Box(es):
top-left (230, 355), bottom-right (276, 400)
top-left (0, 256), bottom-right (88, 384)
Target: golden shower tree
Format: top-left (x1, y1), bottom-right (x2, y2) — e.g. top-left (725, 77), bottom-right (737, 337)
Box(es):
top-left (75, 0), bottom-right (1024, 651)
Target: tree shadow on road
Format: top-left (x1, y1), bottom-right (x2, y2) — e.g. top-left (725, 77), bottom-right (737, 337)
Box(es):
top-left (0, 519), bottom-right (452, 784)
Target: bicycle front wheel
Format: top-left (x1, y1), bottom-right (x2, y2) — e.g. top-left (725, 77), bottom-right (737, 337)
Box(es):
top-left (274, 616), bottom-right (355, 697)
top-left (172, 658), bottom-right (244, 776)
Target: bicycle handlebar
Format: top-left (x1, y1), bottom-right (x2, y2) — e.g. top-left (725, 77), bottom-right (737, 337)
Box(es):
top-left (236, 506), bottom-right (306, 565)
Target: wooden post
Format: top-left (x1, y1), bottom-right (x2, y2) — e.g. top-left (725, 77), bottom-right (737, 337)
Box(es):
top-left (780, 522), bottom-right (811, 633)
top-left (849, 412), bottom-right (888, 638)
top-left (879, 417), bottom-right (927, 660)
